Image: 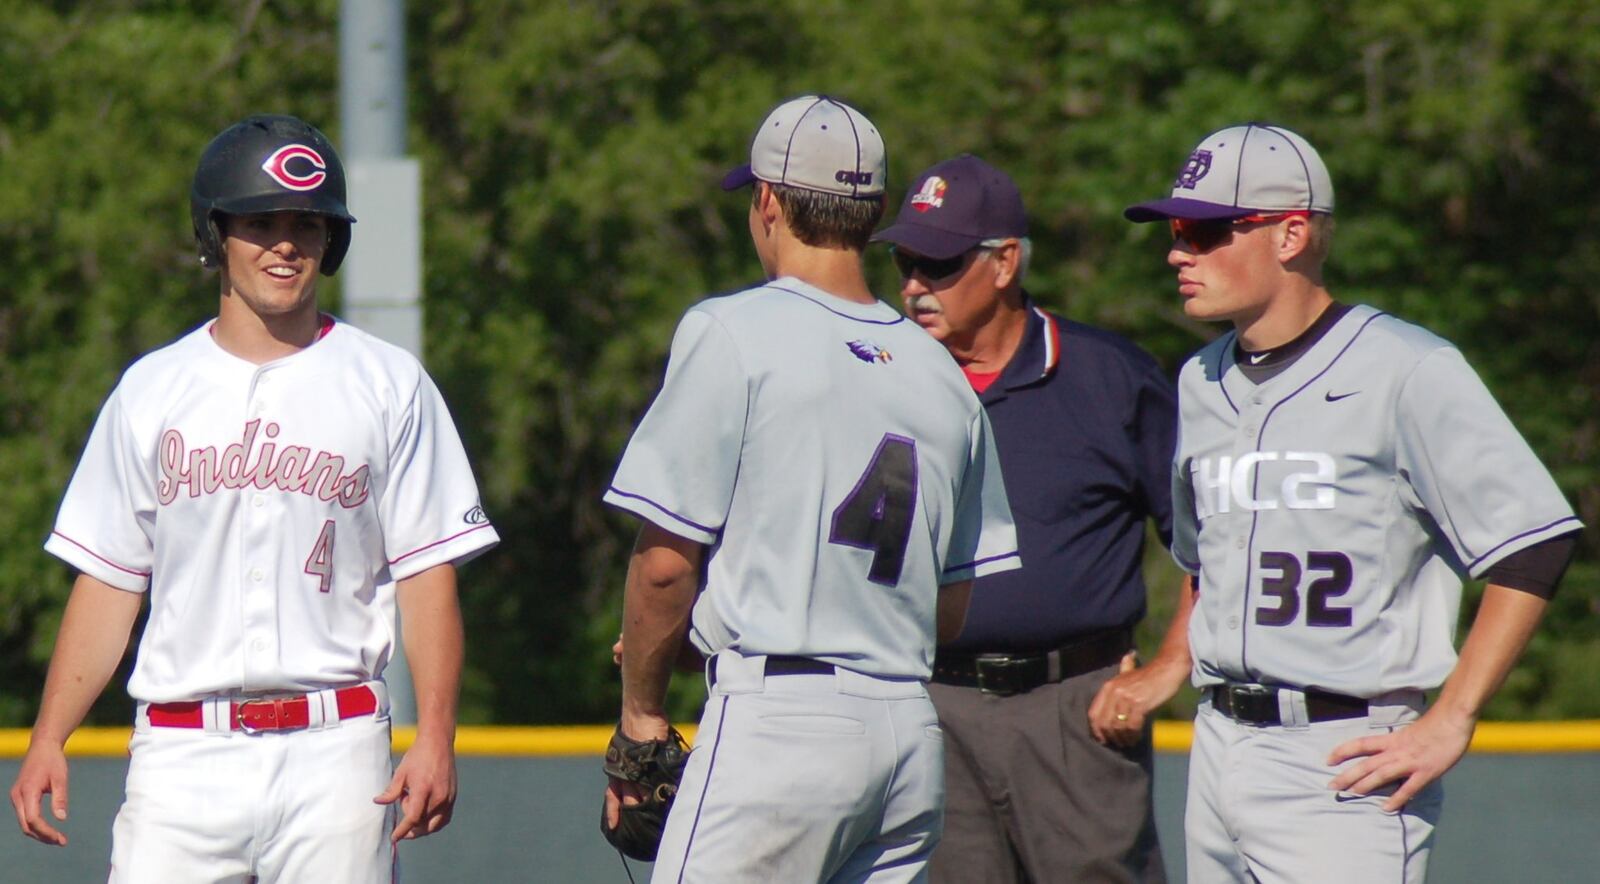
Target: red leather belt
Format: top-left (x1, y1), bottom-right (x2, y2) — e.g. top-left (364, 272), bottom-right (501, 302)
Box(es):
top-left (147, 685), bottom-right (378, 733)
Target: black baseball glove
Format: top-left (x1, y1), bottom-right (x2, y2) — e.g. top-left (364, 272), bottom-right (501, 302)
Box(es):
top-left (600, 724), bottom-right (691, 861)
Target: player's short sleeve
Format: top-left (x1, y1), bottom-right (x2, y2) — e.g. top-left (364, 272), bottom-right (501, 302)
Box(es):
top-left (43, 384), bottom-right (156, 592)
top-left (1132, 361), bottom-right (1179, 548)
top-left (1169, 445), bottom-right (1201, 575)
top-left (941, 407), bottom-right (1021, 583)
top-left (604, 308), bottom-right (748, 545)
top-left (1396, 348), bottom-right (1581, 577)
top-left (379, 371), bottom-right (499, 581)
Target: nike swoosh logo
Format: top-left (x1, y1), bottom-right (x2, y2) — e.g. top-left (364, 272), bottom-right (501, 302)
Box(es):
top-left (1333, 792), bottom-right (1368, 803)
top-left (1324, 391), bottom-right (1359, 402)
top-left (1248, 353), bottom-right (1269, 364)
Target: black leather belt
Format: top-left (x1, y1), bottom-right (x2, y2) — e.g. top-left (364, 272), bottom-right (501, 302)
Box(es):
top-left (931, 628), bottom-right (1132, 696)
top-left (1209, 684), bottom-right (1368, 725)
top-left (708, 655), bottom-right (835, 688)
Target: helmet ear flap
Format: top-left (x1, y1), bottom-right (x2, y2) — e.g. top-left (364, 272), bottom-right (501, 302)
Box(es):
top-left (321, 220), bottom-right (352, 276)
top-left (196, 210), bottom-right (225, 269)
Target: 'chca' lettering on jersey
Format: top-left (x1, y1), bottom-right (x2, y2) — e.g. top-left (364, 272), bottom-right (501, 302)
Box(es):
top-left (1189, 452), bottom-right (1336, 516)
top-left (1171, 305), bottom-right (1581, 697)
top-left (158, 420), bottom-right (371, 508)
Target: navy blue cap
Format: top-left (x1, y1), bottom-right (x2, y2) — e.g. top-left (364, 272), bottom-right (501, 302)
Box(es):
top-left (871, 154), bottom-right (1027, 259)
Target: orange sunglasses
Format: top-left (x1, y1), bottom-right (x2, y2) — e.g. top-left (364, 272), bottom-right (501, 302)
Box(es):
top-left (1170, 211), bottom-right (1310, 253)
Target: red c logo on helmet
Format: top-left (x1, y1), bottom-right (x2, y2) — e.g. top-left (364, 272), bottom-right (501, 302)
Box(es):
top-left (260, 144), bottom-right (328, 192)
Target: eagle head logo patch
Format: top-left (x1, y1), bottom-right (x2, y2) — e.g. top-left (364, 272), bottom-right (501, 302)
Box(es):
top-left (847, 340), bottom-right (893, 364)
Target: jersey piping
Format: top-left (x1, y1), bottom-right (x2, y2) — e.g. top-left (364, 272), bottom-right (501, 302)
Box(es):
top-left (1216, 335), bottom-right (1242, 415)
top-left (947, 550), bottom-right (1021, 575)
top-left (1469, 517), bottom-right (1584, 572)
top-left (604, 487), bottom-right (722, 539)
top-left (387, 522), bottom-right (499, 566)
top-left (765, 283), bottom-right (907, 326)
top-left (1239, 309), bottom-right (1388, 680)
top-left (48, 531), bottom-right (151, 578)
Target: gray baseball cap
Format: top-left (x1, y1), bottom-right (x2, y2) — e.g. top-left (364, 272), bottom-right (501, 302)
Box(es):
top-left (721, 95), bottom-right (886, 199)
top-left (1125, 123), bottom-right (1334, 222)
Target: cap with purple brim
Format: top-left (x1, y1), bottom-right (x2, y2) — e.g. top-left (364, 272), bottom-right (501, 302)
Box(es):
top-left (1124, 122), bottom-right (1334, 222)
top-left (721, 95), bottom-right (886, 199)
top-left (870, 154), bottom-right (1027, 260)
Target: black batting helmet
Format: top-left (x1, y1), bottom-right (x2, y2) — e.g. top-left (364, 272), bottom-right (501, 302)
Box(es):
top-left (190, 114), bottom-right (356, 275)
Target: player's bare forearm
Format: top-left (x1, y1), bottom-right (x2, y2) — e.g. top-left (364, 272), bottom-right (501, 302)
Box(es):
top-left (935, 580), bottom-right (973, 645)
top-left (1429, 584), bottom-right (1548, 724)
top-left (619, 523), bottom-right (702, 739)
top-left (9, 573), bottom-right (143, 845)
top-left (395, 564), bottom-right (464, 743)
top-left (1089, 574), bottom-right (1196, 746)
top-left (31, 574), bottom-right (145, 746)
top-left (382, 564), bottom-right (463, 841)
top-left (1328, 584), bottom-right (1548, 810)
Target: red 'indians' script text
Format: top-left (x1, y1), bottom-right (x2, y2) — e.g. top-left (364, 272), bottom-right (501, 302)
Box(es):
top-left (158, 420), bottom-right (370, 508)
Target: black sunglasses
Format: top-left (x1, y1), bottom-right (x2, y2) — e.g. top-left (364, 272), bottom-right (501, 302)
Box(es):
top-left (890, 246), bottom-right (977, 282)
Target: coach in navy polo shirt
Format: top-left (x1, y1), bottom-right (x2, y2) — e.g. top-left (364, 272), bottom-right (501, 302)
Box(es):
top-left (874, 155), bottom-right (1183, 883)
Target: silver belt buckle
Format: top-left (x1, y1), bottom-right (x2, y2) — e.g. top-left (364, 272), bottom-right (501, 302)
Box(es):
top-left (974, 654), bottom-right (1017, 696)
top-left (234, 697), bottom-right (293, 734)
top-left (1225, 684), bottom-right (1276, 723)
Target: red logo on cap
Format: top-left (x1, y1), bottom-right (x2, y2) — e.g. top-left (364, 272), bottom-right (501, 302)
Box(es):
top-left (910, 176), bottom-right (946, 212)
top-left (260, 144), bottom-right (328, 192)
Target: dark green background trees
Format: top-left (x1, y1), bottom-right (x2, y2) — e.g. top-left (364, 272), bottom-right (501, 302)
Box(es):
top-left (2, 1), bottom-right (1595, 725)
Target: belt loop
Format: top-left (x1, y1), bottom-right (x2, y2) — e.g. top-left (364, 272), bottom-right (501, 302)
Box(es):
top-left (308, 688), bottom-right (333, 730)
top-left (1279, 687), bottom-right (1310, 730)
top-left (1046, 649), bottom-right (1062, 683)
top-left (366, 680), bottom-right (390, 719)
top-left (204, 696), bottom-right (232, 735)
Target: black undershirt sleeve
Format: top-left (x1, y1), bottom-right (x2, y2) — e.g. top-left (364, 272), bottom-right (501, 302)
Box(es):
top-left (1484, 532), bottom-right (1582, 599)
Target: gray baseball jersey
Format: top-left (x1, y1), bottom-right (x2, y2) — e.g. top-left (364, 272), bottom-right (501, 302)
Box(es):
top-left (605, 278), bottom-right (1020, 681)
top-left (1172, 304), bottom-right (1580, 696)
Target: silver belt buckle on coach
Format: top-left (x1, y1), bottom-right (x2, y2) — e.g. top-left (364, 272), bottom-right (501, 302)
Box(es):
top-left (973, 654), bottom-right (1019, 696)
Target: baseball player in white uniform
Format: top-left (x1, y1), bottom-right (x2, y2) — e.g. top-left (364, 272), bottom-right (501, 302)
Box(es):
top-left (8, 114), bottom-right (498, 883)
top-left (1123, 123), bottom-right (1583, 882)
top-left (600, 95), bottom-right (1020, 882)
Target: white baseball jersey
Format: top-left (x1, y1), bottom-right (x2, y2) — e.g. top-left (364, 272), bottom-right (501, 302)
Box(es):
top-left (46, 318), bottom-right (498, 703)
top-left (1172, 304), bottom-right (1580, 696)
top-left (604, 278), bottom-right (1020, 680)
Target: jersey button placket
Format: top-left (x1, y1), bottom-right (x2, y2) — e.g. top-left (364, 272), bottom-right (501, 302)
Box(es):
top-left (252, 368), bottom-right (271, 417)
top-left (241, 362), bottom-right (278, 692)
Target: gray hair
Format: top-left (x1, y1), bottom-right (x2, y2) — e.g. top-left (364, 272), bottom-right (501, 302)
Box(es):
top-left (978, 236), bottom-right (1032, 282)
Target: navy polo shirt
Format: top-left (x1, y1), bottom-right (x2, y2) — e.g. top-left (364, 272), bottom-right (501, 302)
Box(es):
top-left (947, 300), bottom-right (1177, 653)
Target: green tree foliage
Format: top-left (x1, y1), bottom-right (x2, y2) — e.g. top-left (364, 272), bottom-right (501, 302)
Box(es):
top-left (0, 0), bottom-right (1594, 725)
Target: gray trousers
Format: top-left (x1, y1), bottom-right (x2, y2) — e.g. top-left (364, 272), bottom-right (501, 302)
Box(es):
top-left (927, 661), bottom-right (1165, 884)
